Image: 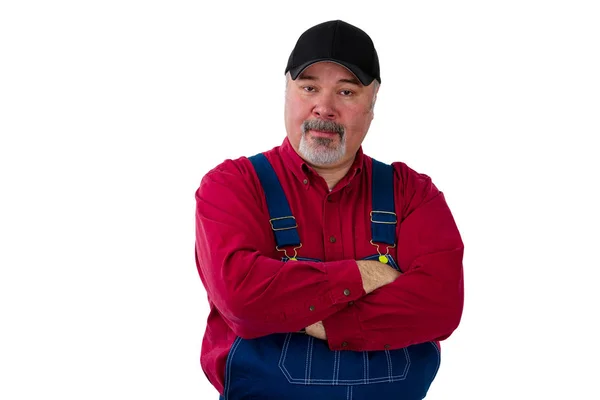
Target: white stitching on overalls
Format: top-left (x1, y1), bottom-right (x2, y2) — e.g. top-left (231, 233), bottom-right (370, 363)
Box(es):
top-left (403, 347), bottom-right (411, 379)
top-left (281, 334), bottom-right (291, 365)
top-left (305, 336), bottom-right (314, 384)
top-left (429, 341), bottom-right (441, 383)
top-left (385, 349), bottom-right (392, 383)
top-left (334, 350), bottom-right (340, 384)
top-left (332, 350), bottom-right (337, 385)
top-left (224, 337), bottom-right (242, 400)
top-left (280, 349), bottom-right (412, 384)
top-left (278, 334), bottom-right (294, 382)
top-left (362, 351), bottom-right (368, 384)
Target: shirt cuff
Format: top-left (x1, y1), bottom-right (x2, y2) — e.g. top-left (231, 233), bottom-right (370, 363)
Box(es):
top-left (322, 306), bottom-right (364, 351)
top-left (325, 260), bottom-right (366, 305)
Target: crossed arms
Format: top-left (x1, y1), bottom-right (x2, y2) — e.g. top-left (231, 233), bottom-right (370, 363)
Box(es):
top-left (195, 159), bottom-right (464, 352)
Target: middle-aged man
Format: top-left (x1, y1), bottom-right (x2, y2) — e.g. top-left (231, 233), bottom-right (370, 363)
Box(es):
top-left (195, 19), bottom-right (464, 400)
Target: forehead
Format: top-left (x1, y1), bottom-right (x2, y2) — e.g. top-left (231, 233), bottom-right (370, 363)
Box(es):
top-left (297, 61), bottom-right (361, 85)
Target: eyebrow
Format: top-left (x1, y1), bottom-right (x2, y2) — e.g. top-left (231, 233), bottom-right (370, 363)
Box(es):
top-left (297, 74), bottom-right (361, 86)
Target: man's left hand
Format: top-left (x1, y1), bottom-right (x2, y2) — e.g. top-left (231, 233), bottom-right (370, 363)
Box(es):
top-left (305, 321), bottom-right (327, 340)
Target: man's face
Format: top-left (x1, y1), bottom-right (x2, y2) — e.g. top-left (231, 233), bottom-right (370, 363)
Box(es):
top-left (284, 61), bottom-right (378, 168)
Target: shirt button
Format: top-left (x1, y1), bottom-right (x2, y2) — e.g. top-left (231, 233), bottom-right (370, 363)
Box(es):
top-left (384, 344), bottom-right (391, 349)
top-left (309, 305), bottom-right (315, 311)
top-left (303, 179), bottom-right (308, 184)
top-left (348, 301), bottom-right (354, 306)
top-left (343, 289), bottom-right (351, 296)
top-left (329, 236), bottom-right (336, 243)
top-left (341, 341), bottom-right (348, 347)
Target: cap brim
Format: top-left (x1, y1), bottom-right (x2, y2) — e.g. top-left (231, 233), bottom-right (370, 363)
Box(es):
top-left (289, 59), bottom-right (375, 86)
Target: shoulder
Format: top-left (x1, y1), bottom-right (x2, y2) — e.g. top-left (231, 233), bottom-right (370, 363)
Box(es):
top-left (194, 156), bottom-right (263, 219)
top-left (367, 157), bottom-right (442, 218)
top-left (391, 161), bottom-right (437, 194)
top-left (195, 145), bottom-right (282, 200)
top-left (197, 157), bottom-right (251, 191)
top-left (367, 156), bottom-right (438, 195)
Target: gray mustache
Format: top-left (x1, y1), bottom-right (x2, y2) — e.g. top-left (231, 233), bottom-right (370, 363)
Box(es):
top-left (302, 120), bottom-right (345, 136)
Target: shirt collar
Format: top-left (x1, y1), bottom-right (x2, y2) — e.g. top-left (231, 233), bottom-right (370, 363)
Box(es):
top-left (279, 137), bottom-right (365, 186)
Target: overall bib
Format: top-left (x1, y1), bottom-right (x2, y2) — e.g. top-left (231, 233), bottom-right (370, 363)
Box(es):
top-left (219, 154), bottom-right (440, 400)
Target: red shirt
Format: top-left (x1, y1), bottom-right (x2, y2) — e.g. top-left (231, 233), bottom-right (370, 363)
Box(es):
top-left (194, 138), bottom-right (464, 395)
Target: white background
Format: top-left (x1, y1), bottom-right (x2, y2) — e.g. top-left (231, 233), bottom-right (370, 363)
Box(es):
top-left (1, 1), bottom-right (599, 399)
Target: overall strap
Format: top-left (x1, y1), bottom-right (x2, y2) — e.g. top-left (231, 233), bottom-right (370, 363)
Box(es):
top-left (371, 158), bottom-right (397, 246)
top-left (248, 153), bottom-right (301, 248)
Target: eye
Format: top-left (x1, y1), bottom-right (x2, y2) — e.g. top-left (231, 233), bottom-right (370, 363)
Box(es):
top-left (303, 86), bottom-right (316, 92)
top-left (340, 90), bottom-right (353, 96)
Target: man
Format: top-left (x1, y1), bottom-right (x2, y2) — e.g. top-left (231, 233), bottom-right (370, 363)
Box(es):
top-left (195, 20), bottom-right (464, 400)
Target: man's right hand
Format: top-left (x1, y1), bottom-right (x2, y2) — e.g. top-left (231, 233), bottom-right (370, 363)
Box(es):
top-left (356, 260), bottom-right (402, 294)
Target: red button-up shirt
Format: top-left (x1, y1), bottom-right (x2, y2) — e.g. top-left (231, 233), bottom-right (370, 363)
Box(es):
top-left (194, 137), bottom-right (464, 395)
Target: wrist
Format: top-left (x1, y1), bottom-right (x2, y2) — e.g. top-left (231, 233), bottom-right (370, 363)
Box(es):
top-left (357, 260), bottom-right (399, 294)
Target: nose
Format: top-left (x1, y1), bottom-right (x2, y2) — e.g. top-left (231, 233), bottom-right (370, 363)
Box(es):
top-left (312, 93), bottom-right (337, 120)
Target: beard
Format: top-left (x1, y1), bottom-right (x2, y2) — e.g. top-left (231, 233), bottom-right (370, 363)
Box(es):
top-left (298, 119), bottom-right (346, 166)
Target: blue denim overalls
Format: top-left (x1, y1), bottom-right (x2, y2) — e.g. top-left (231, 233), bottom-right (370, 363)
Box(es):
top-left (219, 153), bottom-right (440, 400)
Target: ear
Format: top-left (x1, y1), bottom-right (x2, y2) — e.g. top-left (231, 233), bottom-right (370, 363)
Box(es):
top-left (370, 82), bottom-right (380, 113)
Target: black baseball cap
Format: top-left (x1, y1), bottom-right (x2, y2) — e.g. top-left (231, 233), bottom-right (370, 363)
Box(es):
top-left (285, 20), bottom-right (380, 86)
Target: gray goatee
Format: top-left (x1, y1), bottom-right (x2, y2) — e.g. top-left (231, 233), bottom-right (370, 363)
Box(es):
top-left (299, 119), bottom-right (346, 166)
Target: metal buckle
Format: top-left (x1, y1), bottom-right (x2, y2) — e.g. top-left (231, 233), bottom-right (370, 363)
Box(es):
top-left (370, 240), bottom-right (396, 264)
top-left (370, 239), bottom-right (396, 253)
top-left (370, 210), bottom-right (397, 224)
top-left (276, 243), bottom-right (303, 261)
top-left (269, 216), bottom-right (298, 231)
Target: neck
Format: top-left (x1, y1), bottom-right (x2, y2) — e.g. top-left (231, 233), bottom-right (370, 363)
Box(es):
top-left (310, 157), bottom-right (355, 190)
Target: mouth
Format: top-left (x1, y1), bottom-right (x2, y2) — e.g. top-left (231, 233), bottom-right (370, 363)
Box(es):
top-left (308, 129), bottom-right (340, 138)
